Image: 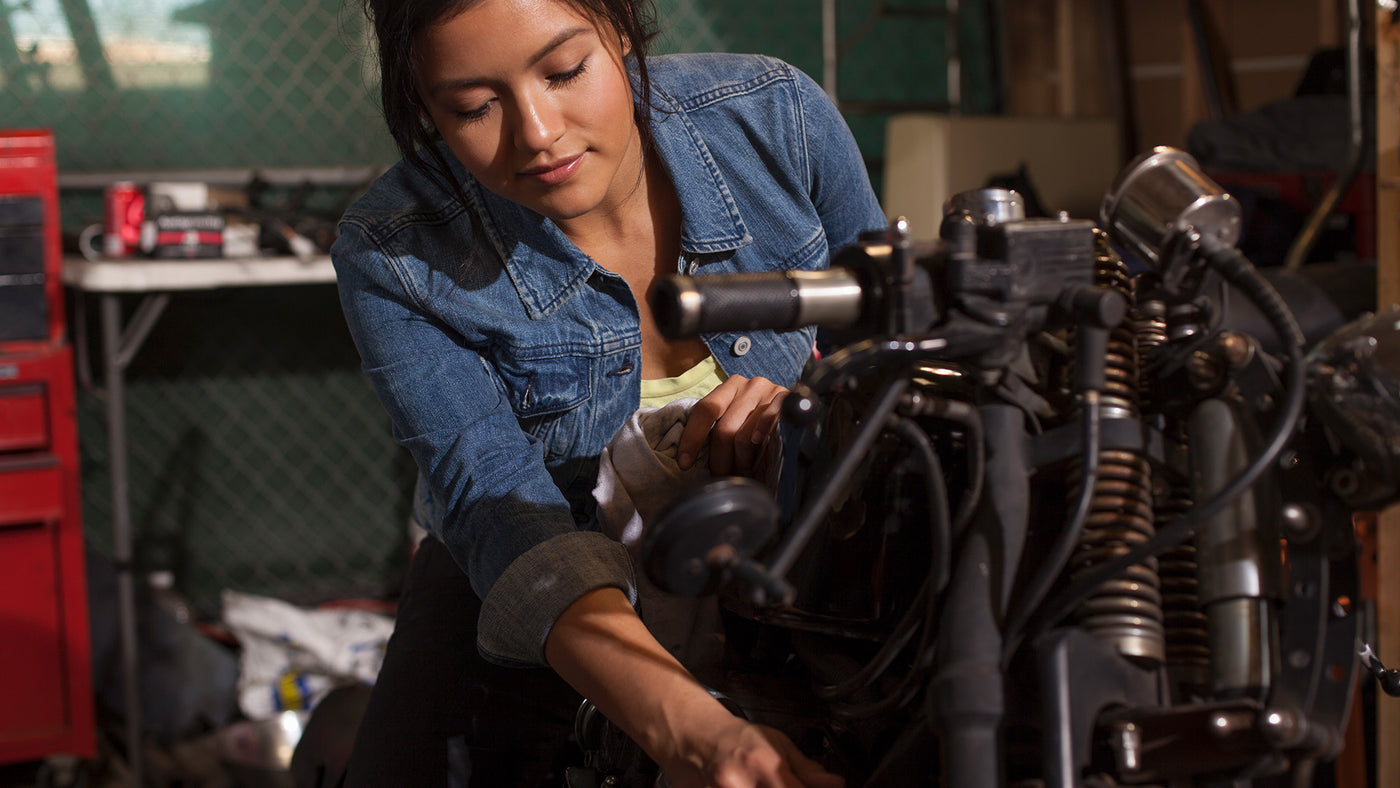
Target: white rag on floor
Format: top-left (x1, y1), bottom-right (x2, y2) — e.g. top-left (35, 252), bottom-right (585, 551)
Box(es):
top-left (221, 589), bottom-right (394, 720)
top-left (593, 398), bottom-right (780, 674)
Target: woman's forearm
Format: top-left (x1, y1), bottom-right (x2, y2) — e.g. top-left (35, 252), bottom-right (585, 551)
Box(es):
top-left (543, 587), bottom-right (734, 772)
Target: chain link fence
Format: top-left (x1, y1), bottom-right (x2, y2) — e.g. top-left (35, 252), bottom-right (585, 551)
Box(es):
top-left (2, 0), bottom-right (984, 614)
top-left (4, 0), bottom-right (388, 173)
top-left (70, 285), bottom-right (417, 613)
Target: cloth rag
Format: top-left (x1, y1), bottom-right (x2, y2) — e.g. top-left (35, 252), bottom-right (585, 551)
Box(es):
top-left (593, 398), bottom-right (779, 674)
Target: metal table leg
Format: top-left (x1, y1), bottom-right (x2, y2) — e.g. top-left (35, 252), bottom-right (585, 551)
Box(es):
top-left (99, 291), bottom-right (169, 787)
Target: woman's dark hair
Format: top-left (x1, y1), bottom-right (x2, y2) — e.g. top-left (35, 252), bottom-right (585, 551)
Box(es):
top-left (363, 0), bottom-right (659, 185)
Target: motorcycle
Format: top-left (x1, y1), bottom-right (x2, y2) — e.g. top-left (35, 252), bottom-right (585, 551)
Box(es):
top-left (571, 147), bottom-right (1399, 787)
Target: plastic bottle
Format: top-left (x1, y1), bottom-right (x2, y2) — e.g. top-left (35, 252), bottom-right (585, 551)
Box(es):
top-left (147, 569), bottom-right (193, 626)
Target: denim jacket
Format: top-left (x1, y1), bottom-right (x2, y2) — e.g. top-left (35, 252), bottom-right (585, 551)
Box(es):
top-left (332, 53), bottom-right (885, 665)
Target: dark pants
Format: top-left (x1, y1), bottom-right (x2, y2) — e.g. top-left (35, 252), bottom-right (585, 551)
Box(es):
top-left (344, 537), bottom-right (583, 788)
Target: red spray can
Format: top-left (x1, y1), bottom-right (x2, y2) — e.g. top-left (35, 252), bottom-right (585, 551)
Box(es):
top-left (102, 181), bottom-right (144, 258)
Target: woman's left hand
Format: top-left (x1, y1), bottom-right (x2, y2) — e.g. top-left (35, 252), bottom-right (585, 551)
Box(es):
top-left (676, 375), bottom-right (788, 477)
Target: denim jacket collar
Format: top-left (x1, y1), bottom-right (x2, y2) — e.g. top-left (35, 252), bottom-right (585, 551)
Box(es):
top-left (457, 85), bottom-right (753, 320)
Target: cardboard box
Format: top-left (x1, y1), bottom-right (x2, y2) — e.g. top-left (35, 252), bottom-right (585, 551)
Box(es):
top-left (883, 114), bottom-right (1122, 240)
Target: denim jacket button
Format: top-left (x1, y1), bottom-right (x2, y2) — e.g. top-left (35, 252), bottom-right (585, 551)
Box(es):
top-left (731, 336), bottom-right (752, 356)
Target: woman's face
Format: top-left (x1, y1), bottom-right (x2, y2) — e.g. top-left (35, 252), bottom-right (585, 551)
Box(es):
top-left (415, 0), bottom-right (641, 228)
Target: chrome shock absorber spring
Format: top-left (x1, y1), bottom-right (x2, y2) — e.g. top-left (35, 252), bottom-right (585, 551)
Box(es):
top-left (1091, 231), bottom-right (1138, 419)
top-left (1098, 273), bottom-right (1138, 417)
top-left (1069, 451), bottom-right (1164, 662)
top-left (1134, 292), bottom-right (1210, 689)
top-left (1156, 479), bottom-right (1209, 683)
top-left (1133, 299), bottom-right (1168, 413)
top-left (1067, 232), bottom-right (1165, 664)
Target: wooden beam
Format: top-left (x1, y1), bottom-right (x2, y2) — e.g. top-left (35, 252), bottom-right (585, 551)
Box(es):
top-left (1376, 5), bottom-right (1400, 785)
top-left (1319, 0), bottom-right (1340, 48)
top-left (1005, 0), bottom-right (1056, 117)
top-left (1180, 14), bottom-right (1207, 137)
top-left (1057, 0), bottom-right (1077, 117)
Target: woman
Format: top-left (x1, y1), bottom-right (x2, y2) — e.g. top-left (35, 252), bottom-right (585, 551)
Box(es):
top-left (332, 0), bottom-right (886, 784)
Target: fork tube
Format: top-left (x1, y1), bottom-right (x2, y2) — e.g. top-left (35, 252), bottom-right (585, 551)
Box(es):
top-left (934, 404), bottom-right (1029, 788)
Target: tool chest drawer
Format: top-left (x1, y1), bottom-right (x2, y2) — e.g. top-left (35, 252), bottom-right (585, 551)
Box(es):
top-left (0, 519), bottom-right (71, 743)
top-left (0, 457), bottom-right (61, 527)
top-left (0, 383), bottom-right (48, 453)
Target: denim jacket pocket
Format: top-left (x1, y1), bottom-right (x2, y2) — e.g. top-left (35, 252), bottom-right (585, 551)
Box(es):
top-left (493, 352), bottom-right (592, 417)
top-left (492, 351), bottom-right (593, 464)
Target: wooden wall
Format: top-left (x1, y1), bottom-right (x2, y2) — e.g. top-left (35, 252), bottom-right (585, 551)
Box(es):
top-left (1004, 0), bottom-right (1344, 154)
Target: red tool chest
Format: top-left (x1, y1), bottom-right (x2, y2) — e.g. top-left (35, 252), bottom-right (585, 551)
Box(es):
top-left (0, 129), bottom-right (95, 764)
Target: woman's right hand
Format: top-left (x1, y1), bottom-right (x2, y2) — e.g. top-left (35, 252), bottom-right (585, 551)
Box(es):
top-left (545, 588), bottom-right (843, 788)
top-left (659, 706), bottom-right (845, 788)
top-left (676, 374), bottom-right (789, 477)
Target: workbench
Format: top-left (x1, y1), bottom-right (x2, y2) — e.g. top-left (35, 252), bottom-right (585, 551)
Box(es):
top-left (60, 254), bottom-right (337, 786)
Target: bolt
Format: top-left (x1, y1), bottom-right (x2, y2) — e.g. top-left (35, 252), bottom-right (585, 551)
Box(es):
top-left (1331, 468), bottom-right (1361, 498)
top-left (1262, 707), bottom-right (1304, 747)
top-left (1217, 331), bottom-right (1254, 368)
top-left (1113, 722), bottom-right (1142, 772)
top-left (1211, 712), bottom-right (1249, 737)
top-left (706, 543), bottom-right (737, 567)
top-left (893, 216), bottom-right (910, 239)
top-left (1333, 596), bottom-right (1353, 618)
top-left (1189, 349), bottom-right (1223, 390)
top-left (1281, 503), bottom-right (1318, 541)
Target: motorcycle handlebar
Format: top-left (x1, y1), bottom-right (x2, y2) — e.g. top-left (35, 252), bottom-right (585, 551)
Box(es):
top-left (650, 268), bottom-right (869, 339)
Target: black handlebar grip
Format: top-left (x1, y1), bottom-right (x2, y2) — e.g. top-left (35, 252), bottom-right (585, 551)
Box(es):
top-left (651, 273), bottom-right (804, 339)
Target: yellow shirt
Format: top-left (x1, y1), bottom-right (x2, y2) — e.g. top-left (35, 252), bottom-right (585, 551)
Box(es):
top-left (638, 355), bottom-right (725, 409)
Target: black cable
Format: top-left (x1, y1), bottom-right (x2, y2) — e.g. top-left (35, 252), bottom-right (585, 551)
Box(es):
top-left (892, 418), bottom-right (954, 595)
top-left (832, 418), bottom-right (971, 719)
top-left (1020, 239), bottom-right (1306, 648)
top-left (813, 580), bottom-right (925, 702)
top-left (1140, 277), bottom-right (1226, 383)
top-left (814, 417), bottom-right (952, 703)
top-left (811, 578), bottom-right (925, 702)
top-left (1000, 393), bottom-right (1102, 664)
top-left (766, 377), bottom-right (911, 588)
top-left (830, 400), bottom-right (985, 716)
top-left (922, 398), bottom-right (984, 540)
top-left (885, 405), bottom-right (985, 686)
top-left (792, 328), bottom-right (1007, 418)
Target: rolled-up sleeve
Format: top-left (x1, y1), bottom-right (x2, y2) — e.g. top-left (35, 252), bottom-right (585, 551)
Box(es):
top-left (331, 222), bottom-right (637, 665)
top-left (479, 530), bottom-right (637, 665)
